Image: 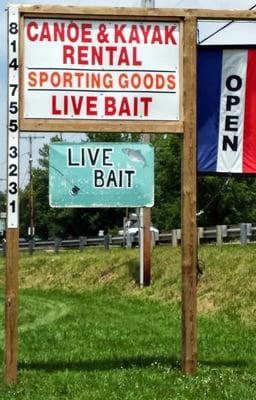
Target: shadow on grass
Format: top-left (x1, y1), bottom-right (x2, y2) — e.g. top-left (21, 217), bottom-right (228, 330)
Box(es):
top-left (199, 359), bottom-right (254, 368)
top-left (19, 355), bottom-right (180, 372)
top-left (19, 356), bottom-right (255, 373)
top-left (127, 259), bottom-right (140, 284)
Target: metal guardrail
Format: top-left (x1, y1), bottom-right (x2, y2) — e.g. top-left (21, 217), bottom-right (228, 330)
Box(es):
top-left (0, 223), bottom-right (255, 253)
top-left (2, 235), bottom-right (124, 253)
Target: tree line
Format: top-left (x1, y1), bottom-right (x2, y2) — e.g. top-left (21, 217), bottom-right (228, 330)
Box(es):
top-left (2, 133), bottom-right (256, 239)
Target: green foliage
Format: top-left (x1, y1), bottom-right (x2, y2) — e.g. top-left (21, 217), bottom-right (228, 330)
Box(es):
top-left (152, 134), bottom-right (181, 230)
top-left (18, 130), bottom-right (256, 238)
top-left (19, 135), bottom-right (72, 239)
top-left (197, 176), bottom-right (256, 226)
top-left (86, 132), bottom-right (141, 143)
top-left (0, 192), bottom-right (6, 212)
top-left (19, 134), bottom-right (128, 239)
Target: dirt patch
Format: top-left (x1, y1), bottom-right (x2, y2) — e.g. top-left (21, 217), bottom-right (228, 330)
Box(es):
top-left (198, 294), bottom-right (218, 314)
top-left (98, 269), bottom-right (115, 283)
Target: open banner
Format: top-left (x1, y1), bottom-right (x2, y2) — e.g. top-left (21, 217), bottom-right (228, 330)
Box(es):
top-left (197, 47), bottom-right (256, 174)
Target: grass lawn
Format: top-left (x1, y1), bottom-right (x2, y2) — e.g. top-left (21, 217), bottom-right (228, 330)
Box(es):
top-left (0, 245), bottom-right (256, 399)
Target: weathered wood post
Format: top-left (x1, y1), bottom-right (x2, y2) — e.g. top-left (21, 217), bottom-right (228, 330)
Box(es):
top-left (104, 234), bottom-right (110, 250)
top-left (2, 238), bottom-right (6, 257)
top-left (181, 15), bottom-right (198, 374)
top-left (197, 227), bottom-right (204, 246)
top-left (54, 238), bottom-right (61, 253)
top-left (216, 225), bottom-right (223, 246)
top-left (143, 206), bottom-right (151, 285)
top-left (79, 236), bottom-right (87, 251)
top-left (5, 230), bottom-right (19, 384)
top-left (141, 0), bottom-right (153, 287)
top-left (28, 238), bottom-right (35, 255)
top-left (172, 229), bottom-right (178, 247)
top-left (240, 223), bottom-right (247, 245)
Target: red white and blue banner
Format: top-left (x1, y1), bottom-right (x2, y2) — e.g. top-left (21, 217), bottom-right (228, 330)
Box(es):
top-left (197, 48), bottom-right (256, 174)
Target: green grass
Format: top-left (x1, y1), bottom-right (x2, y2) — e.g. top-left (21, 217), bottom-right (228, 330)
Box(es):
top-left (0, 245), bottom-right (256, 399)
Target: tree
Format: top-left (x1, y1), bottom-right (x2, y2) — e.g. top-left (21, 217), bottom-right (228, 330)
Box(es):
top-left (86, 132), bottom-right (141, 143)
top-left (19, 134), bottom-right (130, 238)
top-left (151, 134), bottom-right (182, 231)
top-left (19, 130), bottom-right (256, 238)
top-left (0, 191), bottom-right (6, 212)
top-left (197, 175), bottom-right (256, 226)
top-left (19, 134), bottom-right (73, 239)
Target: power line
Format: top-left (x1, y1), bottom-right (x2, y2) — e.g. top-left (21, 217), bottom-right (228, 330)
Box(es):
top-left (20, 171), bottom-right (29, 189)
top-left (196, 178), bottom-right (230, 217)
top-left (198, 3), bottom-right (256, 45)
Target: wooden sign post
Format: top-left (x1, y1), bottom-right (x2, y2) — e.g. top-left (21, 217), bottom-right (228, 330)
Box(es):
top-left (182, 15), bottom-right (197, 374)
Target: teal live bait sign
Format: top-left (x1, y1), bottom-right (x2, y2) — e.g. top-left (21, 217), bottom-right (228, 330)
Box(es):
top-left (49, 143), bottom-right (154, 207)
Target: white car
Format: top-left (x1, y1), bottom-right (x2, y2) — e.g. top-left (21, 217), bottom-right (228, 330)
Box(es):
top-left (119, 219), bottom-right (159, 247)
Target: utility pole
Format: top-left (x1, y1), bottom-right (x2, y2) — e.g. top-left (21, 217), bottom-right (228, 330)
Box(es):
top-left (28, 137), bottom-right (34, 242)
top-left (142, 0), bottom-right (155, 7)
top-left (140, 0), bottom-right (155, 286)
top-left (21, 136), bottom-right (45, 246)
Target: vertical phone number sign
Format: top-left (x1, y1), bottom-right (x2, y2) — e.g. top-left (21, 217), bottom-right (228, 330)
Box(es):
top-left (7, 6), bottom-right (19, 228)
top-left (23, 19), bottom-right (180, 121)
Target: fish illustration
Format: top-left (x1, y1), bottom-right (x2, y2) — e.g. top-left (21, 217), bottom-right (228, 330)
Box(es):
top-left (122, 148), bottom-right (148, 167)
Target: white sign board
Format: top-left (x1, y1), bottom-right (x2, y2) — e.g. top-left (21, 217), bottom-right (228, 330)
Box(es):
top-left (23, 18), bottom-right (180, 121)
top-left (7, 5), bottom-right (19, 228)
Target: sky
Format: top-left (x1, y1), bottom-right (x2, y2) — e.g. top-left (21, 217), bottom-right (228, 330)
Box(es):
top-left (1, 0), bottom-right (256, 191)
